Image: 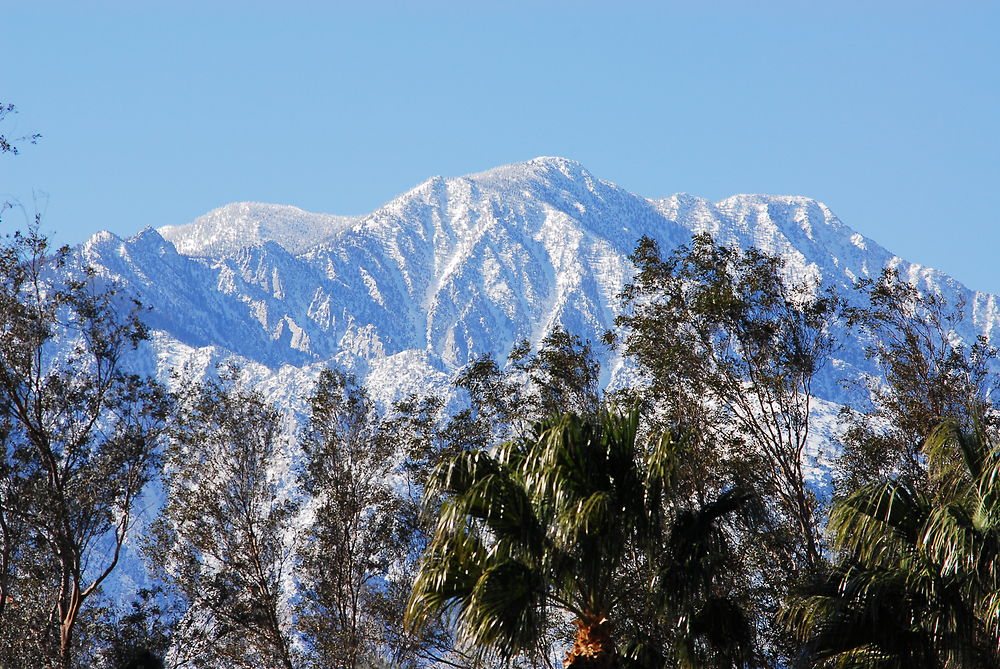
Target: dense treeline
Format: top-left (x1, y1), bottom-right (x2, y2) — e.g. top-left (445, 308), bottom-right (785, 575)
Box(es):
top-left (3, 220), bottom-right (997, 669)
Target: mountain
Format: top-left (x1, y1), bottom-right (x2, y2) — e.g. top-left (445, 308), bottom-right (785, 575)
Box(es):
top-left (64, 156), bottom-right (1000, 604)
top-left (77, 157), bottom-right (993, 414)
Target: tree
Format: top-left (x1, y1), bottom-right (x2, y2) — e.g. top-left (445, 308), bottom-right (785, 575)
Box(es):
top-left (360, 392), bottom-right (479, 668)
top-left (148, 368), bottom-right (297, 669)
top-left (296, 368), bottom-right (414, 668)
top-left (93, 587), bottom-right (173, 669)
top-left (0, 226), bottom-right (169, 668)
top-left (838, 267), bottom-right (997, 491)
top-left (785, 416), bottom-right (1000, 668)
top-left (407, 406), bottom-right (760, 668)
top-left (610, 233), bottom-right (840, 576)
top-left (784, 270), bottom-right (1000, 668)
top-left (508, 326), bottom-right (601, 421)
top-left (0, 102), bottom-right (41, 155)
top-left (450, 326), bottom-right (603, 448)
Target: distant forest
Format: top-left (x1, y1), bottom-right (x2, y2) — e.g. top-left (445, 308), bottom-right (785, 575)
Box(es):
top-left (4, 113), bottom-right (1000, 669)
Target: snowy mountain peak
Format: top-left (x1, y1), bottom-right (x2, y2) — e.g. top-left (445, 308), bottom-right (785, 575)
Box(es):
top-left (463, 156), bottom-right (606, 196)
top-left (159, 201), bottom-right (356, 257)
top-left (128, 226), bottom-right (175, 250)
top-left (82, 229), bottom-right (122, 249)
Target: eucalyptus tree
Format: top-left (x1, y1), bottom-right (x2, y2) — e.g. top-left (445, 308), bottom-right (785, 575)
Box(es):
top-left (407, 406), bottom-right (761, 668)
top-left (451, 326), bottom-right (602, 448)
top-left (0, 227), bottom-right (169, 668)
top-left (838, 267), bottom-right (998, 492)
top-left (296, 368), bottom-right (410, 668)
top-left (610, 233), bottom-right (840, 576)
top-left (149, 369), bottom-right (297, 669)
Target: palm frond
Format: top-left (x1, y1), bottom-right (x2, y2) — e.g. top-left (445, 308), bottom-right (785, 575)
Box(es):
top-left (408, 404), bottom-right (758, 665)
top-left (674, 596), bottom-right (754, 669)
top-left (407, 527), bottom-right (487, 632)
top-left (829, 481), bottom-right (929, 564)
top-left (457, 559), bottom-right (546, 658)
top-left (795, 414), bottom-right (1000, 668)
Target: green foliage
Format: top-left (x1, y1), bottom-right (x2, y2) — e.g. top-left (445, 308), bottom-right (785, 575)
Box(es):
top-left (787, 267), bottom-right (1000, 669)
top-left (612, 233), bottom-right (840, 578)
top-left (453, 326), bottom-right (603, 447)
top-left (787, 417), bottom-right (1000, 668)
top-left (297, 368), bottom-right (413, 668)
top-left (509, 327), bottom-right (601, 420)
top-left (408, 405), bottom-right (761, 667)
top-left (93, 587), bottom-right (173, 669)
top-left (838, 267), bottom-right (998, 491)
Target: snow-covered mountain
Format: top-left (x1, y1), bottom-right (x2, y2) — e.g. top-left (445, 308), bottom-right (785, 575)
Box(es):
top-left (69, 156), bottom-right (1000, 603)
top-left (76, 156), bottom-right (995, 415)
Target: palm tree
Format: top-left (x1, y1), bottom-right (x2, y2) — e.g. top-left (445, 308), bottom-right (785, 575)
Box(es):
top-left (785, 417), bottom-right (1000, 668)
top-left (406, 406), bottom-right (759, 667)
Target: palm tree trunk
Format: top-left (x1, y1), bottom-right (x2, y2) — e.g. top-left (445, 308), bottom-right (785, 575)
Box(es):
top-left (564, 618), bottom-right (617, 668)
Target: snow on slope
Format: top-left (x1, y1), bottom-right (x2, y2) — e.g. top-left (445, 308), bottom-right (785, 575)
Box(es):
top-left (160, 201), bottom-right (356, 257)
top-left (71, 156), bottom-right (996, 413)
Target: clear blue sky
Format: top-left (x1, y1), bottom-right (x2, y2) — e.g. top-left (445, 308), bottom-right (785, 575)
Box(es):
top-left (2, 2), bottom-right (999, 291)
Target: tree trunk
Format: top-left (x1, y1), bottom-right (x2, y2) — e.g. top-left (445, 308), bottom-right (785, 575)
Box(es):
top-left (564, 618), bottom-right (618, 669)
top-left (60, 618), bottom-right (74, 669)
top-left (59, 582), bottom-right (82, 669)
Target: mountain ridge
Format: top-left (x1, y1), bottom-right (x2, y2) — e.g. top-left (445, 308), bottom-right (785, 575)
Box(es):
top-left (68, 156), bottom-right (993, 415)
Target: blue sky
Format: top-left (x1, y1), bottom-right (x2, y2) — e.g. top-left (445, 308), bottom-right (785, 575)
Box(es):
top-left (2, 2), bottom-right (999, 291)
